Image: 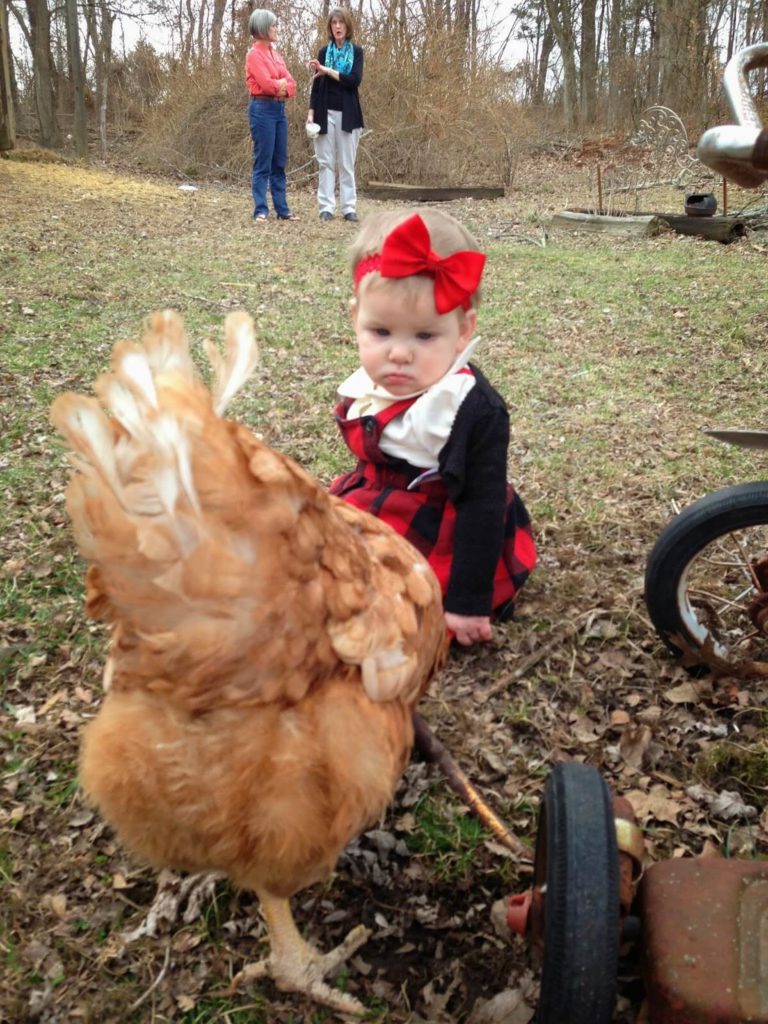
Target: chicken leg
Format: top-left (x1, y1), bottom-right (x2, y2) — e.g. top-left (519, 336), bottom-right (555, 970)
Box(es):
top-left (231, 892), bottom-right (371, 1016)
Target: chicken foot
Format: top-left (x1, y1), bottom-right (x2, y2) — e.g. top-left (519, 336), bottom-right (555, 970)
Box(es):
top-left (122, 870), bottom-right (224, 942)
top-left (231, 892), bottom-right (371, 1016)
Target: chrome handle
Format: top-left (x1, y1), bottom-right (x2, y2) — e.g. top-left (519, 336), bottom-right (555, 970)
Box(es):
top-left (697, 42), bottom-right (768, 188)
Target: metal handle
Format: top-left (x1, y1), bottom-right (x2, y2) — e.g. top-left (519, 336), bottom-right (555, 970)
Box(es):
top-left (697, 42), bottom-right (768, 188)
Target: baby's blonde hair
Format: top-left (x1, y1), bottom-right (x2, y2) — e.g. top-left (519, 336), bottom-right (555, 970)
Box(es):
top-left (350, 207), bottom-right (483, 311)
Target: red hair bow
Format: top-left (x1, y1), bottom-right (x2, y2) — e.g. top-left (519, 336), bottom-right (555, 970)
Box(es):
top-left (356, 213), bottom-right (486, 314)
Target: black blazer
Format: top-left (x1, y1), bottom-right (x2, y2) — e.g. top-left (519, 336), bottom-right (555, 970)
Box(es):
top-left (309, 44), bottom-right (364, 134)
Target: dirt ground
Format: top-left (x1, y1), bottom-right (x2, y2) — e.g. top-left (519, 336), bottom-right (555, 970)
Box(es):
top-left (3, 147), bottom-right (768, 1024)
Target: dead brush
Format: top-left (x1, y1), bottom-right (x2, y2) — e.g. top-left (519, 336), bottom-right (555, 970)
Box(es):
top-left (108, 18), bottom-right (540, 189)
top-left (131, 65), bottom-right (253, 181)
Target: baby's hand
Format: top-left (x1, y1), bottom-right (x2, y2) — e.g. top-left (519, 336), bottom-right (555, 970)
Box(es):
top-left (444, 612), bottom-right (493, 646)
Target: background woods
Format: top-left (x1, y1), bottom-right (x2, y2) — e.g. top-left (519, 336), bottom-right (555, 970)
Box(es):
top-left (2, 0), bottom-right (768, 183)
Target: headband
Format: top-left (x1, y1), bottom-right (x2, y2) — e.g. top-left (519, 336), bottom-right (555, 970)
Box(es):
top-left (353, 214), bottom-right (486, 315)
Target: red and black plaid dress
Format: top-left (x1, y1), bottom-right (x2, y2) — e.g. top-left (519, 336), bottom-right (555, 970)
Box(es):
top-left (330, 365), bottom-right (536, 617)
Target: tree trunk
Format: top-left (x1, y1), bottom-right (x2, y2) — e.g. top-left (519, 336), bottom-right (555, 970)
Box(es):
top-left (580, 0), bottom-right (597, 123)
top-left (25, 0), bottom-right (61, 148)
top-left (65, 0), bottom-right (87, 159)
top-left (84, 0), bottom-right (113, 158)
top-left (0, 0), bottom-right (16, 149)
top-left (606, 0), bottom-right (625, 127)
top-left (543, 0), bottom-right (578, 127)
top-left (210, 0), bottom-right (226, 67)
top-left (535, 21), bottom-right (554, 104)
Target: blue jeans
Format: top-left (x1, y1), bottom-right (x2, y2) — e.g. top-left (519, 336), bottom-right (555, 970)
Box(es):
top-left (248, 99), bottom-right (290, 218)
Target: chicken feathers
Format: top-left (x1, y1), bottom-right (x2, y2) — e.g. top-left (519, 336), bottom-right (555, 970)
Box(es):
top-left (51, 311), bottom-right (447, 1014)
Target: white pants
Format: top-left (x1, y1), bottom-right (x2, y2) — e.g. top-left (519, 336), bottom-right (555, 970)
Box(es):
top-left (314, 110), bottom-right (361, 216)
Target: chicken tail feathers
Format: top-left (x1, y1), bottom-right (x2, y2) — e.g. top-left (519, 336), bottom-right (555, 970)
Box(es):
top-left (50, 312), bottom-right (268, 702)
top-left (204, 311), bottom-right (260, 416)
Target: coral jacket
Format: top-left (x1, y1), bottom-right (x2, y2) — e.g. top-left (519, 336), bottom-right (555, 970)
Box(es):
top-left (246, 43), bottom-right (296, 98)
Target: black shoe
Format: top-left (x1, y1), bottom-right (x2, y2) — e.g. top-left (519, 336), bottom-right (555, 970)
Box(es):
top-left (319, 211), bottom-right (333, 221)
top-left (343, 212), bottom-right (358, 222)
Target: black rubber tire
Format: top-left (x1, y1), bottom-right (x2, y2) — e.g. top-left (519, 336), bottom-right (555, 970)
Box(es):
top-left (645, 481), bottom-right (768, 667)
top-left (534, 763), bottom-right (619, 1024)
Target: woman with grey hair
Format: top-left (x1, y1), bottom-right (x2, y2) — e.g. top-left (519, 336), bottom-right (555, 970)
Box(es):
top-left (245, 8), bottom-right (297, 221)
top-left (307, 7), bottom-right (364, 222)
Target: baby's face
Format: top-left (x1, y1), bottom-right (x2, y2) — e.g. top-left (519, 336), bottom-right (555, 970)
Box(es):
top-left (352, 278), bottom-right (476, 395)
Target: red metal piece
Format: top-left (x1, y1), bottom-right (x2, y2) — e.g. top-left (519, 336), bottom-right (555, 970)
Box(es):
top-left (641, 857), bottom-right (768, 1023)
top-left (507, 890), bottom-right (532, 936)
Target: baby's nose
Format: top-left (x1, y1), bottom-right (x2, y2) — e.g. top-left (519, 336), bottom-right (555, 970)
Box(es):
top-left (389, 343), bottom-right (412, 362)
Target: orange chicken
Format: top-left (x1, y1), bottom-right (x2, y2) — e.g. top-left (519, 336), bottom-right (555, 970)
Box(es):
top-left (51, 311), bottom-right (447, 1016)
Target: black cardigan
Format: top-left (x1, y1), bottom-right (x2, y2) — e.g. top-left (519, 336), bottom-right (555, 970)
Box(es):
top-left (309, 44), bottom-right (364, 134)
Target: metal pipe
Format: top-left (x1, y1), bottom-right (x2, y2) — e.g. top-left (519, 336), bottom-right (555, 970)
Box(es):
top-left (723, 42), bottom-right (768, 128)
top-left (697, 43), bottom-right (768, 188)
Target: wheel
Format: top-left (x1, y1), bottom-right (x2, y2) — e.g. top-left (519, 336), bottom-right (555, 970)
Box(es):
top-left (533, 763), bottom-right (619, 1024)
top-left (645, 481), bottom-right (768, 672)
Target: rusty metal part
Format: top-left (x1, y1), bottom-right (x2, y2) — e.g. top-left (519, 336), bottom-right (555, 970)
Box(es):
top-left (749, 555), bottom-right (768, 631)
top-left (613, 796), bottom-right (645, 923)
top-left (507, 889), bottom-right (532, 936)
top-left (697, 43), bottom-right (768, 188)
top-left (749, 590), bottom-right (768, 632)
top-left (506, 793), bottom-right (645, 946)
top-left (642, 857), bottom-right (768, 1023)
top-left (615, 817), bottom-right (645, 873)
top-left (411, 712), bottom-right (534, 862)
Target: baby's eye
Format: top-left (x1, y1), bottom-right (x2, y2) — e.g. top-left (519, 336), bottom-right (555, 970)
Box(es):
top-left (416, 332), bottom-right (434, 341)
top-left (373, 327), bottom-right (390, 337)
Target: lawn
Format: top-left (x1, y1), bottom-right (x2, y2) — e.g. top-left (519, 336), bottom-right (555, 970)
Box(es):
top-left (2, 153), bottom-right (768, 1022)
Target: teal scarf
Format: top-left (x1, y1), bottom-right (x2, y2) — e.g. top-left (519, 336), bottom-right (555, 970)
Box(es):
top-left (326, 40), bottom-right (353, 76)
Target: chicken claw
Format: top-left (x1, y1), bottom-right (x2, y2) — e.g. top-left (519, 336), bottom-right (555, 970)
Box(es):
top-left (231, 895), bottom-right (371, 1016)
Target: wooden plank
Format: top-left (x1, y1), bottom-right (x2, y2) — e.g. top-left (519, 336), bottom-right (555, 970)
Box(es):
top-left (551, 208), bottom-right (748, 244)
top-left (550, 209), bottom-right (667, 237)
top-left (649, 213), bottom-right (747, 243)
top-left (363, 181), bottom-right (505, 202)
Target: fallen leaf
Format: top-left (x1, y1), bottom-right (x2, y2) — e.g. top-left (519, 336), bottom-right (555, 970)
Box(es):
top-left (469, 989), bottom-right (536, 1024)
top-left (49, 894), bottom-right (67, 918)
top-left (39, 690), bottom-right (66, 715)
top-left (69, 810), bottom-right (94, 828)
top-left (624, 785), bottom-right (684, 825)
top-left (12, 705), bottom-right (36, 724)
top-left (619, 723), bottom-right (652, 769)
top-left (663, 681), bottom-right (702, 704)
top-left (568, 712), bottom-right (600, 744)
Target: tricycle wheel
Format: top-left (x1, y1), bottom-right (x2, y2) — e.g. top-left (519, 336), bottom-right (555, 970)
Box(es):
top-left (645, 481), bottom-right (768, 673)
top-left (534, 762), bottom-right (619, 1024)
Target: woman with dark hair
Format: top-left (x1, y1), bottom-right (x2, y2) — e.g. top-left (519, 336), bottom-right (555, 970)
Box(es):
top-left (307, 8), bottom-right (364, 223)
top-left (245, 8), bottom-right (297, 221)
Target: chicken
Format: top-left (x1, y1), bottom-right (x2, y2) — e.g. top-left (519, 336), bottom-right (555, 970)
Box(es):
top-left (50, 310), bottom-right (447, 1016)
